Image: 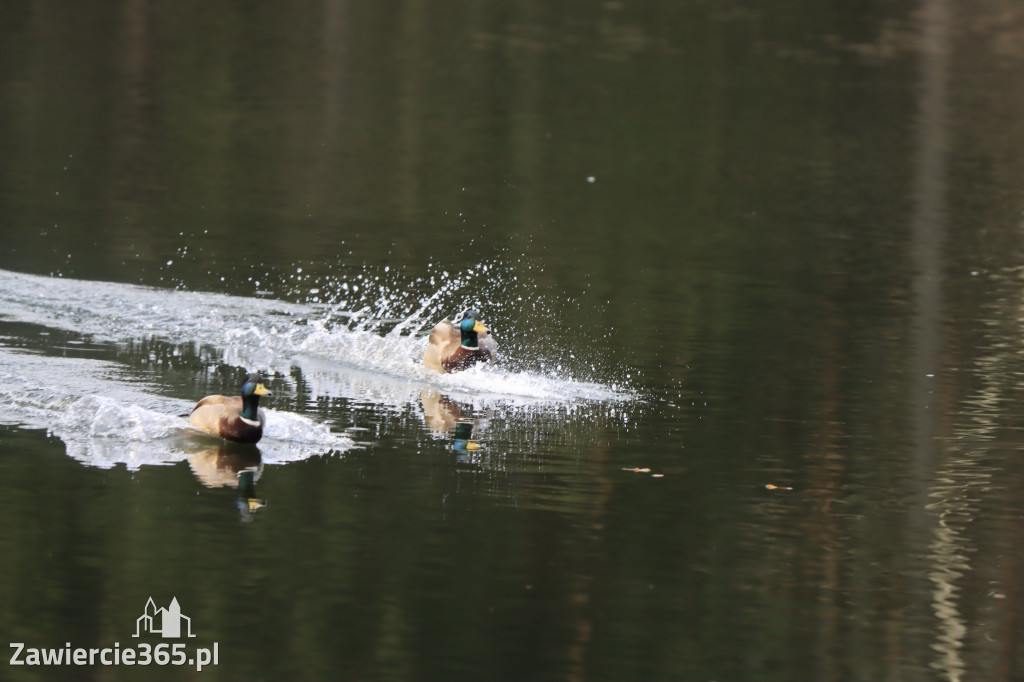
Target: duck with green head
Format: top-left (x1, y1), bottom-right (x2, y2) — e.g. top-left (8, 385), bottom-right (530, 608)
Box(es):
top-left (188, 371), bottom-right (271, 443)
top-left (423, 309), bottom-right (498, 373)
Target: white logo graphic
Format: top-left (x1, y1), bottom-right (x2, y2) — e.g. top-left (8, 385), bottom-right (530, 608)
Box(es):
top-left (132, 597), bottom-right (196, 638)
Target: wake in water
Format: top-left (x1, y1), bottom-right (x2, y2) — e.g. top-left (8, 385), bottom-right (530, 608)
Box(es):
top-left (0, 262), bottom-right (635, 468)
top-left (0, 348), bottom-right (353, 470)
top-left (0, 264), bottom-right (634, 404)
top-left (53, 395), bottom-right (353, 470)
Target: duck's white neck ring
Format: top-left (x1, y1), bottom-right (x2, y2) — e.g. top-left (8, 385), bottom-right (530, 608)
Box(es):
top-left (239, 416), bottom-right (261, 427)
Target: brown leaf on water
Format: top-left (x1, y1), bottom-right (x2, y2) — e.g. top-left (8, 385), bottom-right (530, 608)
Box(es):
top-left (621, 467), bottom-right (651, 473)
top-left (765, 483), bottom-right (793, 491)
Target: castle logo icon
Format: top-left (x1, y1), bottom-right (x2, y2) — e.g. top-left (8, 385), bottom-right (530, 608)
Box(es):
top-left (132, 597), bottom-right (196, 638)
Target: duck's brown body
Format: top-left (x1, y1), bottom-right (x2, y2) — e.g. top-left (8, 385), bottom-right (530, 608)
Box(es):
top-left (442, 345), bottom-right (494, 372)
top-left (423, 318), bottom-right (498, 373)
top-left (189, 401), bottom-right (264, 443)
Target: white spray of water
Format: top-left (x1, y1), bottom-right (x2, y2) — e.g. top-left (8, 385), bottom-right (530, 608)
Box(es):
top-left (0, 265), bottom-right (635, 468)
top-left (0, 348), bottom-right (352, 469)
top-left (0, 266), bottom-right (635, 405)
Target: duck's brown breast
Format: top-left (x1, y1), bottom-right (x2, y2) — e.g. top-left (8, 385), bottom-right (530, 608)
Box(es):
top-left (217, 412), bottom-right (265, 444)
top-left (442, 346), bottom-right (494, 373)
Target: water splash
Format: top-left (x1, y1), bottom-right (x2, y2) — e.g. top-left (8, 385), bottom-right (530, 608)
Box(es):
top-left (0, 345), bottom-right (353, 470)
top-left (0, 265), bottom-right (636, 406)
top-left (0, 262), bottom-right (635, 468)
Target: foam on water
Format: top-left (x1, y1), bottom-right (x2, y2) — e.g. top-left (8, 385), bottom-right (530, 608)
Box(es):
top-left (0, 266), bottom-right (636, 408)
top-left (0, 345), bottom-right (352, 470)
top-left (52, 396), bottom-right (352, 470)
top-left (0, 263), bottom-right (634, 467)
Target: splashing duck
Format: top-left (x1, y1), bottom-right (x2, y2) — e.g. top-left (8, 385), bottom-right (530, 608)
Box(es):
top-left (188, 371), bottom-right (271, 443)
top-left (423, 309), bottom-right (498, 373)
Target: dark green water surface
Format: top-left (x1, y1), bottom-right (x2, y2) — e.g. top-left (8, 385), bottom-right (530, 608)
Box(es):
top-left (4, 1), bottom-right (1024, 680)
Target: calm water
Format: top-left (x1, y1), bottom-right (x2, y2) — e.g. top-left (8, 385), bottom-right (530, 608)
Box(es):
top-left (4, 1), bottom-right (1024, 680)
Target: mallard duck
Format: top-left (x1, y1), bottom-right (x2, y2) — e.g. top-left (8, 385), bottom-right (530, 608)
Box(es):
top-left (187, 371), bottom-right (271, 443)
top-left (423, 309), bottom-right (498, 373)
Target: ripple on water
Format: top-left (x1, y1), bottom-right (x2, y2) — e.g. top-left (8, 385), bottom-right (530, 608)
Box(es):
top-left (0, 264), bottom-right (636, 469)
top-left (0, 265), bottom-right (637, 405)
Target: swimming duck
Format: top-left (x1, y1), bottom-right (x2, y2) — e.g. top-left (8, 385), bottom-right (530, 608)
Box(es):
top-left (187, 372), bottom-right (271, 444)
top-left (423, 309), bottom-right (498, 373)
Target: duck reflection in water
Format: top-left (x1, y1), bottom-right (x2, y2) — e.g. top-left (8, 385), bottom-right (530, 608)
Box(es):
top-left (186, 442), bottom-right (266, 522)
top-left (420, 390), bottom-right (484, 460)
